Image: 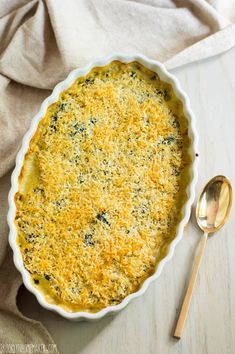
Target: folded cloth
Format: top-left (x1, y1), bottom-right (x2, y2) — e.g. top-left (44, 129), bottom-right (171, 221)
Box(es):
top-left (0, 0), bottom-right (235, 349)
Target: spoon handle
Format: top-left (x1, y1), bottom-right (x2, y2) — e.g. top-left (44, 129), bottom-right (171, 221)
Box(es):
top-left (173, 232), bottom-right (208, 339)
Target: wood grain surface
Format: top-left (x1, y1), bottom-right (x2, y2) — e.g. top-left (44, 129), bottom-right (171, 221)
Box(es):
top-left (18, 46), bottom-right (235, 354)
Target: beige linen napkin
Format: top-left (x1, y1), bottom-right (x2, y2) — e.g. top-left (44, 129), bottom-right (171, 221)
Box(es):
top-left (1, 0), bottom-right (235, 350)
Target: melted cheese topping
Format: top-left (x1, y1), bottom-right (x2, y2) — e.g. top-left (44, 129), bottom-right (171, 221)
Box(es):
top-left (15, 61), bottom-right (191, 312)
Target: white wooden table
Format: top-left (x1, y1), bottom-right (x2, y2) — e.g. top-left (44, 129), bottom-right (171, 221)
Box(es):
top-left (18, 47), bottom-right (235, 354)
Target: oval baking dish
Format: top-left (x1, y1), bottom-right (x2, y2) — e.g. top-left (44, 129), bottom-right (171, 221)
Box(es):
top-left (8, 53), bottom-right (198, 321)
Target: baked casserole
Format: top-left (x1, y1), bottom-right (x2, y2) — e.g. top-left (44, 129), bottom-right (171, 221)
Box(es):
top-left (14, 61), bottom-right (191, 313)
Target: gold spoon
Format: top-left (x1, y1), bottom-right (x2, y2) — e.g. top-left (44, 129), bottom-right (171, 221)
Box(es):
top-left (174, 175), bottom-right (232, 339)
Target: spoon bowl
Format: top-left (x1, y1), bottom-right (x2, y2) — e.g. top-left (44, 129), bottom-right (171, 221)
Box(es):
top-left (196, 175), bottom-right (232, 234)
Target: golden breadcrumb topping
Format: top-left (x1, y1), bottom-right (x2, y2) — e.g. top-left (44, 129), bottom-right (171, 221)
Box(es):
top-left (15, 61), bottom-right (191, 312)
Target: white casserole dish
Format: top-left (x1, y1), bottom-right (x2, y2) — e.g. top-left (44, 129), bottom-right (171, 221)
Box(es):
top-left (8, 53), bottom-right (198, 321)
